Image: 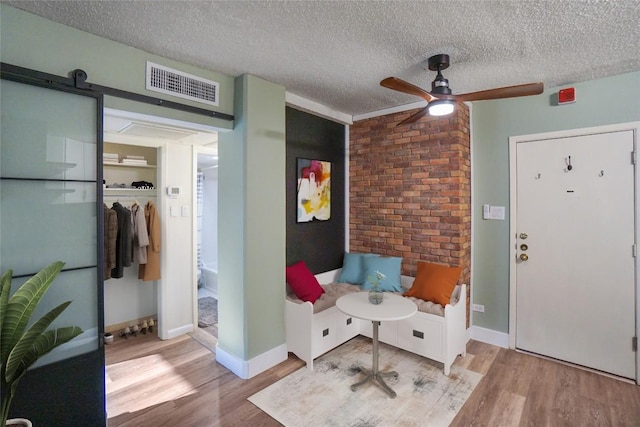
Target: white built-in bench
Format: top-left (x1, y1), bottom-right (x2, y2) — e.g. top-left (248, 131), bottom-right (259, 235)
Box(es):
top-left (285, 269), bottom-right (467, 376)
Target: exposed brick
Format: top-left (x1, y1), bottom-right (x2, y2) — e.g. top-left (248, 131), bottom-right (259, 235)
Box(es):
top-left (350, 104), bottom-right (471, 325)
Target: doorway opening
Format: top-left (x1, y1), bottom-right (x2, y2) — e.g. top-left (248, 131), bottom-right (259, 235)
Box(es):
top-left (102, 107), bottom-right (220, 343)
top-left (196, 149), bottom-right (219, 341)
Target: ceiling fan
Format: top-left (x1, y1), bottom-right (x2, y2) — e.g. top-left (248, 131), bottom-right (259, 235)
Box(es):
top-left (380, 54), bottom-right (544, 126)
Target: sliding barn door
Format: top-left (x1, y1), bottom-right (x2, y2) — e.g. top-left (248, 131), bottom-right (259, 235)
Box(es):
top-left (0, 77), bottom-right (106, 424)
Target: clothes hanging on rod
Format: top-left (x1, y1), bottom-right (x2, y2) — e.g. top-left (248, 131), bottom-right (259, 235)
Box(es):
top-left (130, 202), bottom-right (149, 265)
top-left (139, 201), bottom-right (161, 281)
top-left (110, 201), bottom-right (132, 279)
top-left (104, 204), bottom-right (118, 280)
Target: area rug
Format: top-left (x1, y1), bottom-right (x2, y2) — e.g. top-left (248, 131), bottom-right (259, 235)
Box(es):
top-left (197, 297), bottom-right (218, 327)
top-left (248, 336), bottom-right (482, 427)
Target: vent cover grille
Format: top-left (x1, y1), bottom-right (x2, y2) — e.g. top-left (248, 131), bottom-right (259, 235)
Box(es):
top-left (146, 62), bottom-right (219, 106)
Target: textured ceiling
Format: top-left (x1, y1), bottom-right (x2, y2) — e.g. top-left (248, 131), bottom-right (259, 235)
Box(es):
top-left (5, 0), bottom-right (640, 118)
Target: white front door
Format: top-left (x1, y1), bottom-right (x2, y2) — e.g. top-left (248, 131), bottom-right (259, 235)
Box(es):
top-left (514, 129), bottom-right (636, 379)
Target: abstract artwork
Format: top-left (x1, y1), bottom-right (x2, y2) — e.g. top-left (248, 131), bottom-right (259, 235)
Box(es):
top-left (297, 158), bottom-right (331, 222)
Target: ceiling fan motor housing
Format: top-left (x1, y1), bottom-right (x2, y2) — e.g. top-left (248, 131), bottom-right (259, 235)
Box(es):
top-left (428, 54), bottom-right (452, 95)
top-left (431, 76), bottom-right (451, 95)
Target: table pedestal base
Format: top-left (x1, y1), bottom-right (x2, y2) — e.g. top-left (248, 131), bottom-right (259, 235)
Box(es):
top-left (350, 369), bottom-right (399, 398)
top-left (350, 321), bottom-right (399, 398)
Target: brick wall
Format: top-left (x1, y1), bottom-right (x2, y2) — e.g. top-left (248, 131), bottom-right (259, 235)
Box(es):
top-left (349, 105), bottom-right (471, 304)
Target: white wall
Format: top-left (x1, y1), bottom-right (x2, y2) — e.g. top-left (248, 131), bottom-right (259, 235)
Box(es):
top-left (201, 167), bottom-right (219, 268)
top-left (104, 261), bottom-right (157, 327)
top-left (158, 142), bottom-right (197, 338)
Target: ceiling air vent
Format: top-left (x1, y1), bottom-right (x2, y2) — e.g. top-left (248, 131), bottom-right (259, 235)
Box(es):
top-left (146, 62), bottom-right (219, 106)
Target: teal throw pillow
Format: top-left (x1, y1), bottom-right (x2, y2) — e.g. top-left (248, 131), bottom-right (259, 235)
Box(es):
top-left (362, 255), bottom-right (403, 292)
top-left (337, 252), bottom-right (378, 284)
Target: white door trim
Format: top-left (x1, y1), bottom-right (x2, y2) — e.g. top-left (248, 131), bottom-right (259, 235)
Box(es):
top-left (508, 121), bottom-right (640, 382)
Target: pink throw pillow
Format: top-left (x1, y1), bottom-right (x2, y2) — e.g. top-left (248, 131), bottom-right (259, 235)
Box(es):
top-left (286, 260), bottom-right (325, 303)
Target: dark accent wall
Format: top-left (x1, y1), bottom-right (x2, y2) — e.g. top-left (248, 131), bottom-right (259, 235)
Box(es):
top-left (286, 107), bottom-right (345, 273)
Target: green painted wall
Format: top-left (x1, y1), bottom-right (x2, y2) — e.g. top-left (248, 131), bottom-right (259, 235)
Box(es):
top-left (218, 74), bottom-right (286, 359)
top-left (0, 4), bottom-right (234, 130)
top-left (472, 71), bottom-right (640, 333)
top-left (3, 3), bottom-right (288, 366)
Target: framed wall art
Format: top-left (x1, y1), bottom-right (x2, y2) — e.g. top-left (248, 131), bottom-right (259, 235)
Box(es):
top-left (296, 158), bottom-right (331, 222)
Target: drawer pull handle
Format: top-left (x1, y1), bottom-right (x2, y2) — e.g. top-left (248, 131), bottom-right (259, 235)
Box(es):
top-left (346, 318), bottom-right (352, 325)
top-left (323, 328), bottom-right (329, 337)
top-left (413, 330), bottom-right (424, 339)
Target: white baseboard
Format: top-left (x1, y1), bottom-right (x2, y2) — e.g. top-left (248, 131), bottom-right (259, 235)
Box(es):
top-left (469, 325), bottom-right (509, 348)
top-left (165, 323), bottom-right (194, 340)
top-left (216, 343), bottom-right (288, 379)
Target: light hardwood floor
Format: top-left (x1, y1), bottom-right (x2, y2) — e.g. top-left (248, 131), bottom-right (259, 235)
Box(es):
top-left (106, 331), bottom-right (640, 426)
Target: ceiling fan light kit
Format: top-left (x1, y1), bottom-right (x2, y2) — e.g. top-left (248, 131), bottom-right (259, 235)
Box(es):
top-left (381, 54), bottom-right (544, 125)
top-left (427, 99), bottom-right (455, 116)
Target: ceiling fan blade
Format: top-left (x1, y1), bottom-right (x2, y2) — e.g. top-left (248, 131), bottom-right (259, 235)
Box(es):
top-left (396, 106), bottom-right (429, 127)
top-left (454, 82), bottom-right (544, 102)
top-left (380, 77), bottom-right (436, 102)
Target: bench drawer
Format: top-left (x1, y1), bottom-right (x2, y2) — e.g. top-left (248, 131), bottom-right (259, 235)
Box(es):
top-left (312, 309), bottom-right (338, 357)
top-left (336, 311), bottom-right (360, 342)
top-left (397, 315), bottom-right (443, 361)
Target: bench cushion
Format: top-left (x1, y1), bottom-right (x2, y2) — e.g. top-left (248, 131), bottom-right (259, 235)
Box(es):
top-left (287, 283), bottom-right (361, 313)
top-left (287, 283), bottom-right (462, 317)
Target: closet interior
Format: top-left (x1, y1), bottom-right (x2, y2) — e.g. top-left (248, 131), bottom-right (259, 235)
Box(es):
top-left (103, 141), bottom-right (159, 337)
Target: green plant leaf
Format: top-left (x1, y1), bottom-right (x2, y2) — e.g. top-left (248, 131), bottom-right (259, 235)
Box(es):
top-left (9, 326), bottom-right (83, 383)
top-left (4, 301), bottom-right (73, 382)
top-left (0, 269), bottom-right (13, 340)
top-left (0, 261), bottom-right (64, 364)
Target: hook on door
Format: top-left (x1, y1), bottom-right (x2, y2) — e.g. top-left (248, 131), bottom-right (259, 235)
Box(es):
top-left (566, 155), bottom-right (573, 172)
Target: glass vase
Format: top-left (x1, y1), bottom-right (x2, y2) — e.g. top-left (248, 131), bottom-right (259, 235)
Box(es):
top-left (368, 290), bottom-right (383, 305)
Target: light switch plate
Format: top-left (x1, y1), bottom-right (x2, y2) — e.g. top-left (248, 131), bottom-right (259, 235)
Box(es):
top-left (490, 206), bottom-right (505, 220)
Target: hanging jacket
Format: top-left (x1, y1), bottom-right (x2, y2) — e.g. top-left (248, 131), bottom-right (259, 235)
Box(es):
top-left (130, 202), bottom-right (149, 265)
top-left (104, 204), bottom-right (118, 280)
top-left (139, 201), bottom-right (161, 281)
top-left (111, 202), bottom-right (132, 279)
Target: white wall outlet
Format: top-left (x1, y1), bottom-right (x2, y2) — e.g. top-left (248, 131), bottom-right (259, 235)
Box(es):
top-left (181, 205), bottom-right (189, 217)
top-left (471, 304), bottom-right (485, 313)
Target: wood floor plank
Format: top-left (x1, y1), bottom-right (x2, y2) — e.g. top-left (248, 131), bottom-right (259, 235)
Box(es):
top-left (106, 334), bottom-right (640, 426)
top-left (487, 389), bottom-right (525, 426)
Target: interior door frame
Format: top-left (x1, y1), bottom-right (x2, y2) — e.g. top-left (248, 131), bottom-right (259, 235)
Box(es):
top-left (508, 121), bottom-right (640, 383)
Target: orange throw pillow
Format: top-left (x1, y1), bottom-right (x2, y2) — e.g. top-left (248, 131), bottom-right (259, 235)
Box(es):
top-left (404, 262), bottom-right (462, 306)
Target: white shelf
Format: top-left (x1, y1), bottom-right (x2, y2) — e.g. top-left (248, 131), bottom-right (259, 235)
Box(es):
top-left (103, 162), bottom-right (156, 169)
top-left (104, 188), bottom-right (157, 197)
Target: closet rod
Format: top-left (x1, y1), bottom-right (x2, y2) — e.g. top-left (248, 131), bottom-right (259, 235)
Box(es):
top-left (103, 195), bottom-right (157, 198)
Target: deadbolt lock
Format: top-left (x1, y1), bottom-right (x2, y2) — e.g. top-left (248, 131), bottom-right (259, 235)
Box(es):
top-left (519, 232), bottom-right (528, 239)
top-left (519, 253), bottom-right (529, 261)
top-left (520, 244), bottom-right (528, 251)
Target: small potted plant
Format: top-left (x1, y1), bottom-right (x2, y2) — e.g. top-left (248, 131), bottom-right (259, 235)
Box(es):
top-left (1, 261), bottom-right (83, 427)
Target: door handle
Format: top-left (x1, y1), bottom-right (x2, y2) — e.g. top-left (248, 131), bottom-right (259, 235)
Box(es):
top-left (519, 254), bottom-right (529, 261)
top-left (519, 232), bottom-right (528, 239)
